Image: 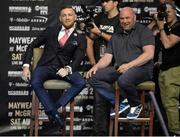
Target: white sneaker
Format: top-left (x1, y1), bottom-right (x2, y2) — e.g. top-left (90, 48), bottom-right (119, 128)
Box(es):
top-left (126, 104), bottom-right (143, 119)
top-left (110, 98), bottom-right (130, 117)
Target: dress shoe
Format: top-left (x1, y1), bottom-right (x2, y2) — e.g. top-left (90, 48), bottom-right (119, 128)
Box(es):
top-left (46, 110), bottom-right (63, 128)
top-left (48, 115), bottom-right (55, 123)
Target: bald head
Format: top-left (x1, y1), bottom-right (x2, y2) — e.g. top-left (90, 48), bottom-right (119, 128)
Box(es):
top-left (120, 7), bottom-right (135, 17)
top-left (119, 7), bottom-right (136, 30)
top-left (165, 3), bottom-right (178, 24)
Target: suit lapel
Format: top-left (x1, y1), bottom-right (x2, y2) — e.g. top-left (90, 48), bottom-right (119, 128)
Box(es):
top-left (53, 25), bottom-right (63, 49)
top-left (63, 28), bottom-right (78, 47)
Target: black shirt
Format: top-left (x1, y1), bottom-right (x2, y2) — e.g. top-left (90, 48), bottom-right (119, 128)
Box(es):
top-left (161, 21), bottom-right (180, 70)
top-left (106, 22), bottom-right (155, 70)
top-left (93, 13), bottom-right (120, 61)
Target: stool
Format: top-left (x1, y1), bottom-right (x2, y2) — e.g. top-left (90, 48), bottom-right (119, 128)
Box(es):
top-left (29, 48), bottom-right (74, 136)
top-left (109, 81), bottom-right (155, 136)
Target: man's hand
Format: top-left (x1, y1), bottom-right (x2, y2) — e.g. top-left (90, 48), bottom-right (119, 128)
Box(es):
top-left (22, 67), bottom-right (31, 82)
top-left (56, 68), bottom-right (69, 77)
top-left (90, 60), bottom-right (96, 66)
top-left (90, 23), bottom-right (101, 36)
top-left (86, 66), bottom-right (98, 79)
top-left (117, 63), bottom-right (132, 74)
top-left (154, 61), bottom-right (162, 68)
top-left (153, 13), bottom-right (165, 30)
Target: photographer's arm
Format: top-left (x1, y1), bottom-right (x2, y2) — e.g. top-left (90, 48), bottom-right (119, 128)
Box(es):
top-left (147, 13), bottom-right (160, 36)
top-left (157, 20), bottom-right (180, 49)
top-left (98, 30), bottom-right (112, 41)
top-left (148, 19), bottom-right (156, 30)
top-left (160, 29), bottom-right (180, 49)
top-left (91, 23), bottom-right (112, 41)
top-left (86, 36), bottom-right (96, 66)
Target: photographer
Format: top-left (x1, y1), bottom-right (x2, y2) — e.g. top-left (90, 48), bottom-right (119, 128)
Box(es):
top-left (86, 0), bottom-right (120, 135)
top-left (148, 0), bottom-right (174, 35)
top-left (86, 0), bottom-right (120, 66)
top-left (154, 3), bottom-right (180, 136)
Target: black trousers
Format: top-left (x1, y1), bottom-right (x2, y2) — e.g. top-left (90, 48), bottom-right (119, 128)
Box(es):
top-left (92, 91), bottom-right (111, 135)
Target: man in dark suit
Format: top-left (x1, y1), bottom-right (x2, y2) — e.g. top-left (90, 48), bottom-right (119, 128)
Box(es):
top-left (22, 6), bottom-right (87, 128)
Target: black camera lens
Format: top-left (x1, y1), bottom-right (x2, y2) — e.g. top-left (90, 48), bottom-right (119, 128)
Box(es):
top-left (157, 3), bottom-right (167, 21)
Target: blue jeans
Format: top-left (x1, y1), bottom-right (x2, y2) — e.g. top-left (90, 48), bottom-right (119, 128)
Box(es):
top-left (31, 66), bottom-right (85, 113)
top-left (88, 66), bottom-right (152, 106)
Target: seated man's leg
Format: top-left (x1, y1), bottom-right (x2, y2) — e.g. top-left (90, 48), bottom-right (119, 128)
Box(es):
top-left (31, 66), bottom-right (59, 113)
top-left (88, 67), bottom-right (119, 104)
top-left (118, 67), bottom-right (152, 118)
top-left (31, 66), bottom-right (64, 127)
top-left (118, 67), bottom-right (152, 107)
top-left (93, 91), bottom-right (111, 135)
top-left (88, 67), bottom-right (119, 135)
top-left (55, 72), bottom-right (85, 108)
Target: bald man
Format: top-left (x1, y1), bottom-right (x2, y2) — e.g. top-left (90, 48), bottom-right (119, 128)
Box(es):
top-left (86, 7), bottom-right (155, 124)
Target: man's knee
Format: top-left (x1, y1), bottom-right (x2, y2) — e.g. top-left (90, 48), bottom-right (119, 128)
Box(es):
top-left (31, 72), bottom-right (43, 88)
top-left (77, 78), bottom-right (86, 89)
top-left (72, 74), bottom-right (86, 89)
top-left (31, 78), bottom-right (42, 89)
top-left (118, 78), bottom-right (129, 89)
top-left (94, 92), bottom-right (109, 105)
top-left (87, 75), bottom-right (97, 86)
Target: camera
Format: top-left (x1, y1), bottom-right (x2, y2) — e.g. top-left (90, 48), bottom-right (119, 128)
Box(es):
top-left (80, 5), bottom-right (95, 30)
top-left (157, 3), bottom-right (167, 21)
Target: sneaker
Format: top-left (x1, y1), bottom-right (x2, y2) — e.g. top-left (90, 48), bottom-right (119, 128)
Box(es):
top-left (110, 98), bottom-right (130, 117)
top-left (126, 104), bottom-right (143, 119)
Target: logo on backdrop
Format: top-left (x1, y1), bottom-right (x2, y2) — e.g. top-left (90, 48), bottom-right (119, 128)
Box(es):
top-left (9, 6), bottom-right (32, 13)
top-left (9, 16), bottom-right (48, 23)
top-left (34, 5), bottom-right (48, 15)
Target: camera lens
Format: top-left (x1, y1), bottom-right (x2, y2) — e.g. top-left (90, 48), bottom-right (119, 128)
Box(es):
top-left (157, 3), bottom-right (167, 21)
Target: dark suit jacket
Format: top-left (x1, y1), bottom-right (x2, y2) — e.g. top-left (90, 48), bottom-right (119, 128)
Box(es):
top-left (23, 24), bottom-right (87, 72)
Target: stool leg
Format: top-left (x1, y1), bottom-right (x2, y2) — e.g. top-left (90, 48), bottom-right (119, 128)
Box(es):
top-left (149, 91), bottom-right (169, 136)
top-left (114, 84), bottom-right (120, 136)
top-left (29, 92), bottom-right (36, 136)
top-left (34, 95), bottom-right (40, 136)
top-left (109, 118), bottom-right (114, 136)
top-left (70, 99), bottom-right (74, 136)
top-left (62, 107), bottom-right (66, 136)
top-left (140, 91), bottom-right (145, 136)
top-left (140, 124), bottom-right (145, 136)
top-left (149, 98), bottom-right (154, 136)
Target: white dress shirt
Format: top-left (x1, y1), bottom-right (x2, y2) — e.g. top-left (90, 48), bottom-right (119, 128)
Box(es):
top-left (58, 25), bottom-right (75, 41)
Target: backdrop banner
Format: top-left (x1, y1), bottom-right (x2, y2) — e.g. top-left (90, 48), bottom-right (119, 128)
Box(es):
top-left (0, 0), bottom-right (159, 135)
